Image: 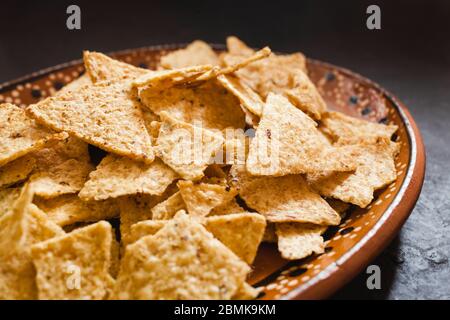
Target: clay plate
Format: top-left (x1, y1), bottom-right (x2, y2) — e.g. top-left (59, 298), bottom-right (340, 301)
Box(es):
top-left (0, 44), bottom-right (426, 300)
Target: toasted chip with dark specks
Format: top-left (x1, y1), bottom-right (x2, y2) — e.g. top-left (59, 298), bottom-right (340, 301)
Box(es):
top-left (79, 154), bottom-right (178, 201)
top-left (138, 80), bottom-right (246, 132)
top-left (307, 140), bottom-right (397, 208)
top-left (160, 41), bottom-right (220, 69)
top-left (231, 164), bottom-right (340, 225)
top-left (0, 155), bottom-right (35, 188)
top-left (30, 158), bottom-right (94, 198)
top-left (0, 103), bottom-right (66, 167)
top-left (26, 81), bottom-right (154, 163)
top-left (246, 94), bottom-right (358, 176)
top-left (205, 213), bottom-right (266, 264)
top-left (151, 191), bottom-right (186, 220)
top-left (178, 180), bottom-right (238, 217)
top-left (156, 113), bottom-right (224, 181)
top-left (112, 211), bottom-right (249, 300)
top-left (275, 223), bottom-right (326, 260)
top-left (84, 51), bottom-right (148, 83)
top-left (30, 221), bottom-right (113, 300)
top-left (34, 194), bottom-right (119, 226)
top-left (0, 185), bottom-right (64, 299)
top-left (217, 74), bottom-right (264, 117)
top-left (320, 111), bottom-right (398, 145)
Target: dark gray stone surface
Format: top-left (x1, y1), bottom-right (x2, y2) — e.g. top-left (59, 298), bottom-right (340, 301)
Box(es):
top-left (0, 0), bottom-right (448, 299)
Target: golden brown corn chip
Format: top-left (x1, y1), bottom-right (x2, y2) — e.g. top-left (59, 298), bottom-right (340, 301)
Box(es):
top-left (0, 155), bottom-right (35, 188)
top-left (160, 40), bottom-right (220, 69)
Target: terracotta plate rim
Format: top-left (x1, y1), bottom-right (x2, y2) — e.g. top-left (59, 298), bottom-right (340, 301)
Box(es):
top-left (0, 44), bottom-right (426, 300)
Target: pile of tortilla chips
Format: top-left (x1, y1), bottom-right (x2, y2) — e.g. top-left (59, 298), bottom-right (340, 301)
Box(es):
top-left (0, 36), bottom-right (399, 300)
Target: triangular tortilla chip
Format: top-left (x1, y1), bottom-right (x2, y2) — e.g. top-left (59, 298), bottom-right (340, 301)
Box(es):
top-left (226, 36), bottom-right (257, 56)
top-left (138, 80), bottom-right (246, 132)
top-left (155, 112), bottom-right (224, 181)
top-left (204, 213), bottom-right (266, 264)
top-left (0, 155), bottom-right (35, 188)
top-left (124, 212), bottom-right (265, 264)
top-left (159, 40), bottom-right (220, 69)
top-left (320, 111), bottom-right (398, 145)
top-left (30, 221), bottom-right (113, 300)
top-left (0, 103), bottom-right (66, 167)
top-left (275, 223), bottom-right (326, 260)
top-left (217, 74), bottom-right (264, 117)
top-left (30, 158), bottom-right (94, 198)
top-left (112, 211), bottom-right (250, 300)
top-left (79, 154), bottom-right (178, 201)
top-left (57, 74), bottom-right (92, 95)
top-left (151, 191), bottom-right (186, 220)
top-left (246, 93), bottom-right (358, 176)
top-left (0, 185), bottom-right (64, 299)
top-left (307, 140), bottom-right (397, 208)
top-left (262, 223), bottom-right (277, 243)
top-left (178, 180), bottom-right (238, 217)
top-left (132, 65), bottom-right (213, 88)
top-left (231, 164), bottom-right (341, 225)
top-left (83, 51), bottom-right (148, 83)
top-left (26, 81), bottom-right (154, 163)
top-left (34, 194), bottom-right (119, 226)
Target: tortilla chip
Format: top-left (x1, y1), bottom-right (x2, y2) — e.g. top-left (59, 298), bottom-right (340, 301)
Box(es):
top-left (178, 180), bottom-right (238, 217)
top-left (124, 212), bottom-right (265, 264)
top-left (217, 74), bottom-right (264, 117)
top-left (57, 74), bottom-right (92, 95)
top-left (160, 40), bottom-right (220, 69)
top-left (0, 155), bottom-right (36, 188)
top-left (34, 194), bottom-right (119, 226)
top-left (284, 70), bottom-right (327, 120)
top-left (112, 211), bottom-right (249, 300)
top-left (118, 188), bottom-right (176, 236)
top-left (30, 221), bottom-right (113, 300)
top-left (231, 164), bottom-right (340, 225)
top-left (79, 154), bottom-right (178, 201)
top-left (26, 81), bottom-right (154, 163)
top-left (155, 112), bottom-right (224, 181)
top-left (30, 158), bottom-right (94, 198)
top-left (326, 199), bottom-right (351, 218)
top-left (151, 191), bottom-right (186, 220)
top-left (132, 65), bottom-right (213, 89)
top-left (275, 223), bottom-right (326, 260)
top-left (122, 219), bottom-right (166, 247)
top-left (226, 36), bottom-right (256, 56)
top-left (209, 198), bottom-right (246, 216)
top-left (204, 213), bottom-right (266, 264)
top-left (83, 51), bottom-right (148, 83)
top-left (0, 185), bottom-right (64, 299)
top-left (246, 94), bottom-right (358, 176)
top-left (233, 282), bottom-right (260, 300)
top-left (0, 103), bottom-right (66, 167)
top-left (320, 111), bottom-right (398, 145)
top-left (0, 187), bottom-right (21, 219)
top-left (307, 140), bottom-right (397, 208)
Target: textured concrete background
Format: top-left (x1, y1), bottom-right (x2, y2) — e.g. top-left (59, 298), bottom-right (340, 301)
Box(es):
top-left (1, 0), bottom-right (449, 299)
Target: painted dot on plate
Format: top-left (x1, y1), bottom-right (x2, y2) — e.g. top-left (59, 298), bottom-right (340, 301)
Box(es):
top-left (256, 291), bottom-right (266, 299)
top-left (384, 193), bottom-right (392, 199)
top-left (138, 62), bottom-right (148, 69)
top-left (13, 98), bottom-right (21, 104)
top-left (17, 85), bottom-right (24, 91)
top-left (340, 226), bottom-right (354, 235)
top-left (287, 279), bottom-right (298, 287)
top-left (280, 287), bottom-right (289, 294)
top-left (324, 246), bottom-right (333, 253)
top-left (5, 97), bottom-right (13, 103)
top-left (325, 72), bottom-right (335, 81)
top-left (287, 267), bottom-right (307, 277)
top-left (266, 283), bottom-right (277, 290)
top-left (301, 276), bottom-right (310, 282)
top-left (349, 95), bottom-right (358, 105)
top-left (361, 106), bottom-right (372, 116)
top-left (11, 90), bottom-right (19, 97)
top-left (280, 279), bottom-right (288, 285)
top-left (25, 83), bottom-right (32, 89)
top-left (31, 89), bottom-right (42, 99)
top-left (378, 117), bottom-right (388, 124)
top-left (53, 81), bottom-right (64, 90)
